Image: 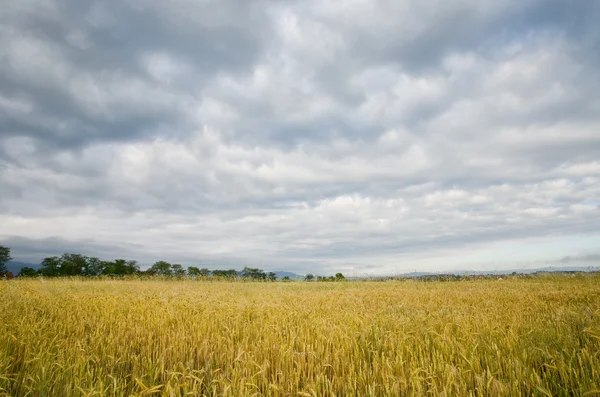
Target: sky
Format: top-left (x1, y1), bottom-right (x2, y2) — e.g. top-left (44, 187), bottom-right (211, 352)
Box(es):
top-left (1, 0), bottom-right (599, 275)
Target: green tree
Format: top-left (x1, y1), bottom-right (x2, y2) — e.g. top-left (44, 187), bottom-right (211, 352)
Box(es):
top-left (40, 256), bottom-right (61, 277)
top-left (99, 261), bottom-right (114, 275)
top-left (187, 266), bottom-right (201, 277)
top-left (141, 268), bottom-right (155, 276)
top-left (125, 260), bottom-right (139, 275)
top-left (84, 257), bottom-right (105, 276)
top-left (0, 245), bottom-right (11, 275)
top-left (241, 267), bottom-right (266, 280)
top-left (103, 259), bottom-right (139, 275)
top-left (304, 273), bottom-right (315, 281)
top-left (149, 261), bottom-right (173, 276)
top-left (59, 253), bottom-right (88, 276)
top-left (188, 267), bottom-right (210, 277)
top-left (172, 264), bottom-right (186, 277)
top-left (107, 259), bottom-right (126, 275)
top-left (281, 276), bottom-right (290, 282)
top-left (335, 273), bottom-right (346, 281)
top-left (212, 269), bottom-right (237, 279)
top-left (19, 267), bottom-right (38, 277)
top-left (101, 260), bottom-right (116, 275)
top-left (267, 272), bottom-right (277, 282)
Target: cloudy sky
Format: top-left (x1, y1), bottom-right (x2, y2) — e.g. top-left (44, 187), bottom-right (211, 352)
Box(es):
top-left (1, 0), bottom-right (599, 275)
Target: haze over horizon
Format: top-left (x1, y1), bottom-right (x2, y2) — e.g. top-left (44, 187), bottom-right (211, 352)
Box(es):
top-left (1, 0), bottom-right (599, 275)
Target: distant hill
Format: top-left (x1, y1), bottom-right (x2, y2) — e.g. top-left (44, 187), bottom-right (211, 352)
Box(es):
top-left (274, 271), bottom-right (302, 280)
top-left (451, 266), bottom-right (599, 276)
top-left (6, 261), bottom-right (41, 275)
top-left (395, 266), bottom-right (600, 278)
top-left (400, 271), bottom-right (435, 278)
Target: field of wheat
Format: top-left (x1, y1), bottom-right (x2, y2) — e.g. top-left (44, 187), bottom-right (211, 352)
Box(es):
top-left (1, 275), bottom-right (599, 396)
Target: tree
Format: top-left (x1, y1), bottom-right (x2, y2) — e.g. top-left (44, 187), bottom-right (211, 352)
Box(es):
top-left (281, 276), bottom-right (290, 282)
top-left (99, 261), bottom-right (114, 275)
top-left (102, 260), bottom-right (118, 275)
top-left (149, 261), bottom-right (173, 276)
top-left (241, 267), bottom-right (266, 280)
top-left (103, 259), bottom-right (139, 275)
top-left (19, 267), bottom-right (38, 277)
top-left (188, 267), bottom-right (210, 278)
top-left (267, 272), bottom-right (277, 282)
top-left (111, 259), bottom-right (128, 275)
top-left (187, 266), bottom-right (201, 277)
top-left (125, 260), bottom-right (139, 275)
top-left (212, 269), bottom-right (237, 279)
top-left (335, 273), bottom-right (346, 281)
top-left (0, 245), bottom-right (13, 275)
top-left (40, 256), bottom-right (61, 277)
top-left (304, 273), bottom-right (315, 281)
top-left (59, 253), bottom-right (88, 276)
top-left (141, 268), bottom-right (155, 276)
top-left (172, 264), bottom-right (186, 277)
top-left (84, 257), bottom-right (105, 276)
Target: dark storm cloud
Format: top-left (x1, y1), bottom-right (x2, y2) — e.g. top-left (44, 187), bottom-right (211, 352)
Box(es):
top-left (0, 235), bottom-right (143, 263)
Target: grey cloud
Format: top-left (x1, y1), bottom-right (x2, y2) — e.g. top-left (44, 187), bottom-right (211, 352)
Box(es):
top-left (559, 253), bottom-right (600, 264)
top-left (0, 235), bottom-right (143, 263)
top-left (1, 0), bottom-right (599, 274)
top-left (0, 0), bottom-right (271, 152)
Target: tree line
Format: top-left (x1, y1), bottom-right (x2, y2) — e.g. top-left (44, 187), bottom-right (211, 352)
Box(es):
top-left (304, 273), bottom-right (346, 282)
top-left (0, 246), bottom-right (345, 281)
top-left (19, 254), bottom-right (280, 280)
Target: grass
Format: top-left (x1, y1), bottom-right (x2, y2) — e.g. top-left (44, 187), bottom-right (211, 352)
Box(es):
top-left (1, 274), bottom-right (599, 396)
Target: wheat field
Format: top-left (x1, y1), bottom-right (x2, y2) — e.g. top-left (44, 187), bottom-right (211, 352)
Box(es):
top-left (1, 275), bottom-right (599, 396)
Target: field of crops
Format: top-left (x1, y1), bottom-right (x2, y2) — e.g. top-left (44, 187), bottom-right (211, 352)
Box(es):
top-left (1, 275), bottom-right (599, 396)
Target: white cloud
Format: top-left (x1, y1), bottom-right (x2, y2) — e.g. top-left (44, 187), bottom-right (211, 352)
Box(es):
top-left (0, 0), bottom-right (599, 273)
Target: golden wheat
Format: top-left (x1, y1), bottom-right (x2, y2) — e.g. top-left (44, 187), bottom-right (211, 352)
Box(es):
top-left (1, 275), bottom-right (599, 396)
